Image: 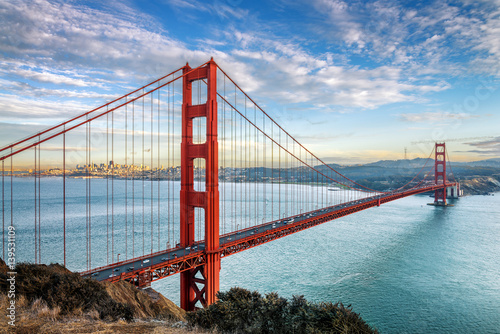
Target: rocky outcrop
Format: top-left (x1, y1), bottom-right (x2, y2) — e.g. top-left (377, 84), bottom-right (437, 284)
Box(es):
top-left (459, 175), bottom-right (500, 195)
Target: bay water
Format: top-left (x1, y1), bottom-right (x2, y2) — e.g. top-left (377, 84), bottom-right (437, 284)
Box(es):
top-left (3, 177), bottom-right (500, 333)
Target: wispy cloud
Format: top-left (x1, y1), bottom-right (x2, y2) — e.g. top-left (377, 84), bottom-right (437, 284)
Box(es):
top-left (0, 94), bottom-right (89, 120)
top-left (399, 111), bottom-right (479, 123)
top-left (0, 0), bottom-right (206, 80)
top-left (166, 0), bottom-right (249, 20)
top-left (463, 136), bottom-right (500, 155)
top-left (228, 35), bottom-right (447, 109)
top-left (307, 0), bottom-right (499, 77)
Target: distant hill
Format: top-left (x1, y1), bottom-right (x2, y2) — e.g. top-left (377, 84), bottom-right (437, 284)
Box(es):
top-left (460, 158), bottom-right (500, 168)
top-left (315, 157), bottom-right (500, 193)
top-left (364, 158), bottom-right (430, 169)
top-left (343, 157), bottom-right (500, 169)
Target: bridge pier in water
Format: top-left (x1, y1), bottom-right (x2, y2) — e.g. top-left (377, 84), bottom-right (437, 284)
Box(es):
top-left (428, 142), bottom-right (456, 207)
top-left (180, 59), bottom-right (220, 310)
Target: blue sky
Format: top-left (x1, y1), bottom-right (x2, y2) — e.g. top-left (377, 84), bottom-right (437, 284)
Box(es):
top-left (0, 0), bottom-right (499, 164)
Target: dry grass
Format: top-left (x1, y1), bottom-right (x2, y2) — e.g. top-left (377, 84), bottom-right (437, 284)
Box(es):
top-left (31, 298), bottom-right (61, 321)
top-left (0, 260), bottom-right (207, 334)
top-left (0, 294), bottom-right (210, 334)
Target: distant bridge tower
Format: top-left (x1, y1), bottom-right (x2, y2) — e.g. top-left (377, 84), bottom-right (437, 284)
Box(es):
top-left (434, 143), bottom-right (447, 205)
top-left (180, 59), bottom-right (220, 310)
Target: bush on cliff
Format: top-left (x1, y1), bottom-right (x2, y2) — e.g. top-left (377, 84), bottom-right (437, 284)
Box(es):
top-left (187, 287), bottom-right (378, 334)
top-left (0, 262), bottom-right (133, 321)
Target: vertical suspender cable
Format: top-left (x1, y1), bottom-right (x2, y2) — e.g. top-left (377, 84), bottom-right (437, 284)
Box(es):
top-left (106, 110), bottom-right (109, 265)
top-left (263, 109), bottom-right (266, 223)
top-left (89, 121), bottom-right (92, 269)
top-left (171, 79), bottom-right (174, 247)
top-left (11, 150), bottom-right (14, 247)
top-left (125, 101), bottom-right (128, 259)
top-left (151, 93), bottom-right (154, 253)
top-left (240, 104), bottom-right (243, 229)
top-left (1, 160), bottom-right (4, 260)
top-left (254, 105), bottom-right (257, 226)
top-left (157, 84), bottom-right (161, 251)
top-left (234, 84), bottom-right (237, 232)
top-left (167, 83), bottom-right (170, 247)
top-left (86, 121), bottom-right (89, 269)
top-left (271, 123), bottom-right (280, 220)
top-left (142, 92), bottom-right (145, 256)
top-left (171, 78), bottom-right (174, 247)
top-left (37, 143), bottom-right (41, 263)
top-left (112, 108), bottom-right (114, 262)
top-left (34, 146), bottom-right (37, 263)
top-left (63, 129), bottom-right (66, 267)
top-left (285, 135), bottom-right (288, 217)
top-left (149, 93), bottom-right (154, 253)
top-left (232, 86), bottom-right (235, 232)
top-left (244, 97), bottom-right (247, 228)
top-left (132, 101), bottom-right (135, 258)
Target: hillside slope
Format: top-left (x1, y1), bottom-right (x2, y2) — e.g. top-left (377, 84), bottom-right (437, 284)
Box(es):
top-left (0, 259), bottom-right (203, 334)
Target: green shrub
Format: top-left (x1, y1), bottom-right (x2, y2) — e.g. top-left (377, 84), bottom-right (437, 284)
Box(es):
top-left (0, 262), bottom-right (133, 321)
top-left (187, 287), bottom-right (377, 333)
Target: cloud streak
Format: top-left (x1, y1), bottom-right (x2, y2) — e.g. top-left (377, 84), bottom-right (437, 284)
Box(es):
top-left (399, 111), bottom-right (480, 123)
top-left (464, 136), bottom-right (500, 155)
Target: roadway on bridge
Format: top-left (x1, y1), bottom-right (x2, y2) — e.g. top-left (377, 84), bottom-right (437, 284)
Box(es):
top-left (82, 190), bottom-right (397, 281)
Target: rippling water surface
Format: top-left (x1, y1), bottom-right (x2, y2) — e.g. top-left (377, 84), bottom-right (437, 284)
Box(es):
top-left (155, 193), bottom-right (500, 333)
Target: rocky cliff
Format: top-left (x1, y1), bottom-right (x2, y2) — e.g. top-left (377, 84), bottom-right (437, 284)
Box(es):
top-left (459, 175), bottom-right (500, 195)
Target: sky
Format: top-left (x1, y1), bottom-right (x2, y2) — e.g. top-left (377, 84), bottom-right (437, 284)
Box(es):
top-left (0, 0), bottom-right (499, 164)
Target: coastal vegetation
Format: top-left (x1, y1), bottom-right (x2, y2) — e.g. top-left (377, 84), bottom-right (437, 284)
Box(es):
top-left (188, 287), bottom-right (378, 334)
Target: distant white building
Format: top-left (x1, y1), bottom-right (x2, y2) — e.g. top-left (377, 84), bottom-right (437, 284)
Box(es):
top-left (447, 184), bottom-right (462, 198)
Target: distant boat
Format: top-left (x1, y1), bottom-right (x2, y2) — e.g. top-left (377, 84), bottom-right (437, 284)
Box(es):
top-left (328, 185), bottom-right (342, 191)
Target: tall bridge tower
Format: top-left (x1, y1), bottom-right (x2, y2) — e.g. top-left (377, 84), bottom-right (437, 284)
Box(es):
top-left (180, 59), bottom-right (220, 310)
top-left (434, 142), bottom-right (447, 205)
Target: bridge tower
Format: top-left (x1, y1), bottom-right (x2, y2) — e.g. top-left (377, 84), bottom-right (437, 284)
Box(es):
top-left (180, 59), bottom-right (220, 310)
top-left (434, 142), bottom-right (447, 205)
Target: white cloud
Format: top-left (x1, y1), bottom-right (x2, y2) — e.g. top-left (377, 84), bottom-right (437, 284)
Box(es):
top-left (9, 67), bottom-right (94, 87)
top-left (470, 7), bottom-right (500, 75)
top-left (227, 34), bottom-right (447, 109)
top-left (399, 111), bottom-right (479, 123)
top-left (0, 0), bottom-right (206, 79)
top-left (0, 93), bottom-right (89, 120)
top-left (307, 0), bottom-right (500, 78)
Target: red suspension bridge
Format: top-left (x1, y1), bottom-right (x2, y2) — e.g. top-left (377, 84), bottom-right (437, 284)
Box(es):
top-left (0, 59), bottom-right (458, 310)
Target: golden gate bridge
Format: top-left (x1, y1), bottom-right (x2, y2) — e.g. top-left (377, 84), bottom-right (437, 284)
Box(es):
top-left (0, 59), bottom-right (458, 310)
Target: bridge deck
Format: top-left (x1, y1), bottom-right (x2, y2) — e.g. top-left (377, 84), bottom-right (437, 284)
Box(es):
top-left (81, 183), bottom-right (453, 286)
